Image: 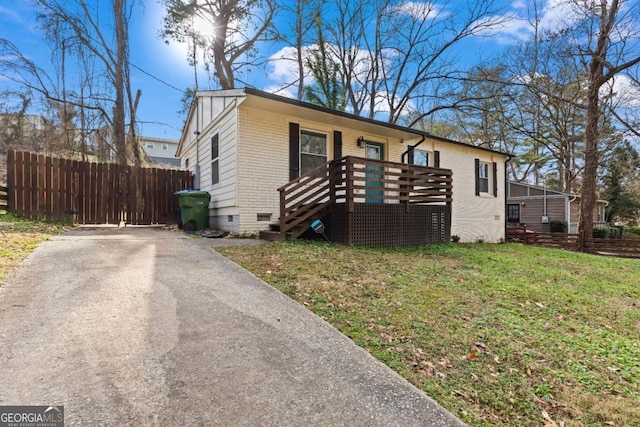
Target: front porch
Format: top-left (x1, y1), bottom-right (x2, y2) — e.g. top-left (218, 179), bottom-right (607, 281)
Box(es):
top-left (260, 156), bottom-right (453, 248)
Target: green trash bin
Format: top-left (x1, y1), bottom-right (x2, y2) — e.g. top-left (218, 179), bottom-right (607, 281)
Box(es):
top-left (175, 190), bottom-right (211, 231)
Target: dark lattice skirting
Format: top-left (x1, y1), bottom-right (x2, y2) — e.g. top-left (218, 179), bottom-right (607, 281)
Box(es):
top-left (327, 203), bottom-right (451, 248)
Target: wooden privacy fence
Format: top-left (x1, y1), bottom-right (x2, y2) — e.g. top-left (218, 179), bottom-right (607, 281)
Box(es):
top-left (506, 229), bottom-right (640, 259)
top-left (0, 184), bottom-right (7, 212)
top-left (583, 238), bottom-right (640, 259)
top-left (6, 150), bottom-right (193, 224)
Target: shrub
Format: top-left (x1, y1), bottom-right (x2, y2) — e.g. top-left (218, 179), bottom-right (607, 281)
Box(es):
top-left (593, 226), bottom-right (623, 239)
top-left (592, 227), bottom-right (604, 238)
top-left (549, 219), bottom-right (567, 233)
top-left (628, 226), bottom-right (640, 237)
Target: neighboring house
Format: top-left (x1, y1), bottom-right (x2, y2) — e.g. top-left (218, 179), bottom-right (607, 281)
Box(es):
top-left (140, 136), bottom-right (180, 167)
top-left (176, 88), bottom-right (510, 243)
top-left (507, 181), bottom-right (608, 233)
top-left (0, 113), bottom-right (46, 139)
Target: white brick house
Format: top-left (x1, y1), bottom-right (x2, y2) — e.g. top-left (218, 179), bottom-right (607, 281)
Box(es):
top-left (176, 88), bottom-right (510, 243)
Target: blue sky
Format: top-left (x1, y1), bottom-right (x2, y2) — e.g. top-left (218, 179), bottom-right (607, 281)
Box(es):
top-left (2, 0), bottom-right (636, 141)
top-left (1, 1), bottom-right (196, 139)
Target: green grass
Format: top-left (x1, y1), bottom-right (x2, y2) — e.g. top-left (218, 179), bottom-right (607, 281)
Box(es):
top-left (0, 213), bottom-right (72, 286)
top-left (218, 241), bottom-right (640, 427)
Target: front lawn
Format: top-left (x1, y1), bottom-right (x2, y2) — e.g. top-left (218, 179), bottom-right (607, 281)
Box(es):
top-left (218, 241), bottom-right (640, 427)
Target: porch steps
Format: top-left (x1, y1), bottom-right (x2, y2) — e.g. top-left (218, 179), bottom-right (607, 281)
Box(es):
top-left (259, 223), bottom-right (310, 242)
top-left (259, 205), bottom-right (330, 242)
top-left (259, 230), bottom-right (287, 242)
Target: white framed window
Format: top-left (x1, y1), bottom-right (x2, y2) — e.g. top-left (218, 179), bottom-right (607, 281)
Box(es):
top-left (146, 143), bottom-right (154, 149)
top-left (507, 204), bottom-right (521, 224)
top-left (597, 204), bottom-right (606, 222)
top-left (413, 150), bottom-right (430, 167)
top-left (211, 134), bottom-right (219, 185)
top-left (478, 161), bottom-right (489, 193)
top-left (300, 130), bottom-right (327, 175)
top-left (162, 143), bottom-right (168, 150)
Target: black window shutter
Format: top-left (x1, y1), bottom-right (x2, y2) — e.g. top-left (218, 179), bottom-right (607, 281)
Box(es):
top-left (289, 122), bottom-right (300, 180)
top-left (333, 130), bottom-right (342, 159)
top-left (434, 150), bottom-right (440, 168)
top-left (475, 158), bottom-right (480, 196)
top-left (408, 146), bottom-right (415, 164)
top-left (493, 162), bottom-right (498, 197)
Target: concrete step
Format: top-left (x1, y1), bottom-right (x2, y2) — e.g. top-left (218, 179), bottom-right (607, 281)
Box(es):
top-left (259, 230), bottom-right (286, 242)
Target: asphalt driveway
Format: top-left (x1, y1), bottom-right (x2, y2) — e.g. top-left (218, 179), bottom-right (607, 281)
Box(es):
top-left (0, 227), bottom-right (465, 426)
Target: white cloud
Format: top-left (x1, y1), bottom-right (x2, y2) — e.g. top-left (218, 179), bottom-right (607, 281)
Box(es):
top-left (474, 12), bottom-right (534, 44)
top-left (608, 75), bottom-right (640, 109)
top-left (266, 46), bottom-right (307, 83)
top-left (474, 0), bottom-right (586, 45)
top-left (0, 6), bottom-right (25, 24)
top-left (264, 44), bottom-right (418, 119)
top-left (385, 2), bottom-right (445, 21)
top-left (262, 84), bottom-right (296, 99)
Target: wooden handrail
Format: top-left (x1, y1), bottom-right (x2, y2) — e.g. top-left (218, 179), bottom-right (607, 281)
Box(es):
top-left (278, 156), bottom-right (453, 236)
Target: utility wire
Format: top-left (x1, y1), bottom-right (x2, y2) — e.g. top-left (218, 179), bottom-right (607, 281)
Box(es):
top-left (129, 62), bottom-right (184, 93)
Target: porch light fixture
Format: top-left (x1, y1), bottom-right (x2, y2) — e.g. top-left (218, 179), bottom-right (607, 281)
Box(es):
top-left (357, 136), bottom-right (365, 147)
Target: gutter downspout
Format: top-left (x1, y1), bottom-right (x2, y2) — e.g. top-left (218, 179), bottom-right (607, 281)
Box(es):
top-left (567, 194), bottom-right (578, 233)
top-left (194, 98), bottom-right (201, 190)
top-left (401, 135), bottom-right (426, 164)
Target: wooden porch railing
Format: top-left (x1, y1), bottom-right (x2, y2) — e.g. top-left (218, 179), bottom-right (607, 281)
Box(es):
top-left (277, 156), bottom-right (453, 237)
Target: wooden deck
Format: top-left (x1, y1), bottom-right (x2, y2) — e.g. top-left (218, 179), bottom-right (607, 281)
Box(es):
top-left (261, 156), bottom-right (453, 248)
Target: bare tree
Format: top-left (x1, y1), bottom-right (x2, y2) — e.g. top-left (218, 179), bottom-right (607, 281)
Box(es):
top-left (161, 0), bottom-right (275, 89)
top-left (311, 0), bottom-right (507, 124)
top-left (303, 17), bottom-right (346, 110)
top-left (566, 0), bottom-right (640, 242)
top-left (1, 0), bottom-right (142, 165)
top-left (270, 0), bottom-right (320, 99)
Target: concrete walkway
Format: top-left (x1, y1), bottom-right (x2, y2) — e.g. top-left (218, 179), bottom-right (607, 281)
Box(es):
top-left (0, 227), bottom-right (466, 426)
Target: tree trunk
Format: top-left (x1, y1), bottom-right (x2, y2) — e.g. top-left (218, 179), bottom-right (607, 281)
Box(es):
top-left (128, 89), bottom-right (143, 166)
top-left (295, 0), bottom-right (305, 100)
top-left (113, 0), bottom-right (127, 164)
top-left (214, 21), bottom-right (234, 89)
top-left (578, 74), bottom-right (601, 248)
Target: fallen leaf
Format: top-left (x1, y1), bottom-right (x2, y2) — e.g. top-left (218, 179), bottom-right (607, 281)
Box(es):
top-left (475, 342), bottom-right (487, 349)
top-left (468, 352), bottom-right (479, 360)
top-left (542, 410), bottom-right (559, 427)
top-left (452, 390), bottom-right (473, 402)
top-left (535, 302), bottom-right (545, 308)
